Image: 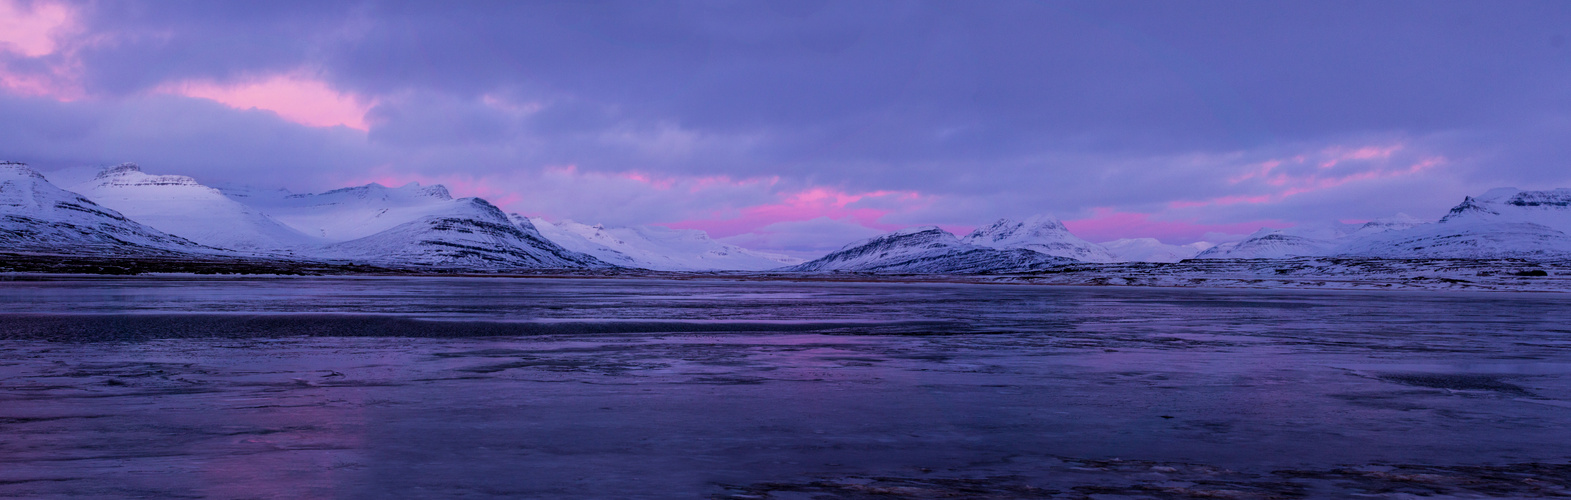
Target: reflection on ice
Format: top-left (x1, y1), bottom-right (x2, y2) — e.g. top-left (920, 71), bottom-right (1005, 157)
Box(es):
top-left (0, 276), bottom-right (1568, 498)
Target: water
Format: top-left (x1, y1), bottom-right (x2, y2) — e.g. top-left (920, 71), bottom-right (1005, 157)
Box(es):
top-left (1, 276), bottom-right (1568, 498)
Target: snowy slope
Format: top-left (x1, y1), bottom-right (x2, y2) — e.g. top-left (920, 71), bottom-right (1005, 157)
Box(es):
top-left (1337, 222), bottom-right (1571, 259)
top-left (321, 198), bottom-right (610, 269)
top-left (784, 226), bottom-right (1076, 273)
top-left (1, 162), bottom-right (212, 255)
top-left (524, 217), bottom-right (802, 271)
top-left (1436, 188), bottom-right (1571, 232)
top-left (1101, 238), bottom-right (1215, 263)
top-left (1196, 216), bottom-right (1422, 259)
top-left (1336, 190), bottom-right (1571, 258)
top-left (1194, 224), bottom-right (1346, 259)
top-left (961, 215), bottom-right (1116, 262)
top-left (232, 182), bottom-right (458, 242)
top-left (71, 163), bottom-right (319, 251)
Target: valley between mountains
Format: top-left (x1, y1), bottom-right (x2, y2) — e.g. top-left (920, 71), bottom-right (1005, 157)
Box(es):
top-left (4, 161), bottom-right (1570, 291)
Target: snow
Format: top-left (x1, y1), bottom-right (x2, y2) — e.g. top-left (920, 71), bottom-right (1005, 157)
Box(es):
top-left (70, 163), bottom-right (319, 252)
top-left (320, 198), bottom-right (608, 269)
top-left (1334, 193), bottom-right (1571, 259)
top-left (0, 162), bottom-right (213, 255)
top-left (1195, 215), bottom-right (1426, 259)
top-left (230, 182), bottom-right (456, 242)
top-left (1101, 238), bottom-right (1214, 263)
top-left (9, 163), bottom-right (1571, 273)
top-left (525, 217), bottom-right (803, 271)
top-left (961, 215), bottom-right (1116, 262)
top-left (785, 226), bottom-right (1077, 273)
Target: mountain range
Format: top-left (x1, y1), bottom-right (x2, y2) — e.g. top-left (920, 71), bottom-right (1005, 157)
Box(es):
top-left (5, 161), bottom-right (1571, 273)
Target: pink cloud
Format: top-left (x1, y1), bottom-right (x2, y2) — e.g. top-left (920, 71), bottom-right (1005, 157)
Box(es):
top-left (664, 187), bottom-right (927, 238)
top-left (1178, 142), bottom-right (1444, 209)
top-left (157, 73), bottom-right (374, 130)
top-left (1064, 208), bottom-right (1285, 243)
top-left (0, 0), bottom-right (72, 58)
top-left (0, 0), bottom-right (82, 100)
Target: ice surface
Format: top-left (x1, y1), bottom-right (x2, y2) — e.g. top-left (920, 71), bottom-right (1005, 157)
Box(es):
top-left (0, 277), bottom-right (1568, 498)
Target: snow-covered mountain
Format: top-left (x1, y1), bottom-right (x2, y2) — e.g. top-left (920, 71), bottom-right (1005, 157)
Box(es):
top-left (1195, 216), bottom-right (1423, 259)
top-left (1337, 190), bottom-right (1571, 259)
top-left (784, 226), bottom-right (1076, 273)
top-left (1101, 238), bottom-right (1215, 263)
top-left (228, 182), bottom-right (457, 242)
top-left (1, 162), bottom-right (213, 255)
top-left (1437, 188), bottom-right (1571, 232)
top-left (523, 216), bottom-right (802, 271)
top-left (70, 163), bottom-right (319, 252)
top-left (320, 197), bottom-right (609, 269)
top-left (1195, 187), bottom-right (1571, 260)
top-left (961, 215), bottom-right (1116, 262)
top-left (1194, 223), bottom-right (1348, 259)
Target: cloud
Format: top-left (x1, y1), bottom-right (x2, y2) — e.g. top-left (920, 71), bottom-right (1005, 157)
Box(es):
top-left (5, 1), bottom-right (1571, 255)
top-left (0, 0), bottom-right (72, 58)
top-left (0, 0), bottom-right (80, 99)
top-left (157, 72), bottom-right (375, 130)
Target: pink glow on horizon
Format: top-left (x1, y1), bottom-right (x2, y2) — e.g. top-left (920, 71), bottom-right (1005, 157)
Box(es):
top-left (157, 73), bottom-right (374, 130)
top-left (1064, 208), bottom-right (1287, 243)
top-left (542, 165), bottom-right (778, 194)
top-left (665, 187), bottom-right (927, 238)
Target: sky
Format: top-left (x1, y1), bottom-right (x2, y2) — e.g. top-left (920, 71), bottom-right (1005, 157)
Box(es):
top-left (2, 0), bottom-right (1569, 257)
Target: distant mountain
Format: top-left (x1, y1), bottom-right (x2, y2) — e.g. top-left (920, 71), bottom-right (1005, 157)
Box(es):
top-left (71, 163), bottom-right (319, 252)
top-left (1337, 190), bottom-right (1571, 259)
top-left (1195, 216), bottom-right (1423, 259)
top-left (321, 197), bottom-right (610, 269)
top-left (1, 162), bottom-right (213, 256)
top-left (523, 217), bottom-right (802, 271)
top-left (15, 159), bottom-right (1571, 272)
top-left (1101, 238), bottom-right (1215, 263)
top-left (783, 226), bottom-right (1076, 273)
top-left (961, 215), bottom-right (1116, 262)
top-left (1194, 223), bottom-right (1347, 259)
top-left (228, 182), bottom-right (457, 242)
top-left (1194, 187), bottom-right (1571, 260)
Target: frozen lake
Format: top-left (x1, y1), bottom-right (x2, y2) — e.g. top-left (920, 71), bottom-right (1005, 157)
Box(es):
top-left (0, 276), bottom-right (1568, 498)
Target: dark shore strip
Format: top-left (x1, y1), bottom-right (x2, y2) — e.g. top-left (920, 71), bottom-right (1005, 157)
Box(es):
top-left (0, 314), bottom-right (959, 341)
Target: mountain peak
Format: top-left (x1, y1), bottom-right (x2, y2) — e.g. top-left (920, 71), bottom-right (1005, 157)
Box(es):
top-left (95, 162), bottom-right (143, 179)
top-left (1504, 189), bottom-right (1571, 208)
top-left (421, 184), bottom-right (452, 200)
top-left (962, 214), bottom-right (1114, 262)
top-left (0, 161), bottom-right (44, 180)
